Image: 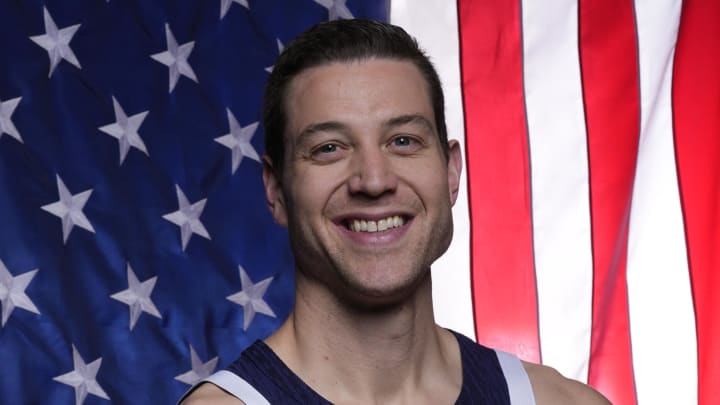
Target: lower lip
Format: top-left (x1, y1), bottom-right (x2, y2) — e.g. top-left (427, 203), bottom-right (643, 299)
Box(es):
top-left (337, 219), bottom-right (412, 246)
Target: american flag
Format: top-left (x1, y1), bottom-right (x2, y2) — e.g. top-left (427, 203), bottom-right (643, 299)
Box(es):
top-left (0, 1), bottom-right (386, 403)
top-left (1, 0), bottom-right (718, 404)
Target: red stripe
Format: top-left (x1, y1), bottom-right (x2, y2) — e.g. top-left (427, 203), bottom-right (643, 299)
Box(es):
top-left (457, 0), bottom-right (540, 362)
top-left (672, 1), bottom-right (720, 403)
top-left (578, 1), bottom-right (640, 404)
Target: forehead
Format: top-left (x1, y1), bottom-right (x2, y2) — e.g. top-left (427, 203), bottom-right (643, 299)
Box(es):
top-left (284, 58), bottom-right (434, 136)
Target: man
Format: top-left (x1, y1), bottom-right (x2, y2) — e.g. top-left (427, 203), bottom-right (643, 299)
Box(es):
top-left (181, 19), bottom-right (610, 404)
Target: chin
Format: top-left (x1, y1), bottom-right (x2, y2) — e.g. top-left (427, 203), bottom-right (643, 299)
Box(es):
top-left (333, 267), bottom-right (431, 311)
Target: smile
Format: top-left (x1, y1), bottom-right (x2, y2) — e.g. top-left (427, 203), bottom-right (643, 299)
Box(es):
top-left (347, 216), bottom-right (406, 233)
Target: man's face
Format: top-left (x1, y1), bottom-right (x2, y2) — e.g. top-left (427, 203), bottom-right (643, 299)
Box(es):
top-left (264, 58), bottom-right (462, 307)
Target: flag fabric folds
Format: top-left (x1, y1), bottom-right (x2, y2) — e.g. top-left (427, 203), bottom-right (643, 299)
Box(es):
top-left (395, 1), bottom-right (718, 405)
top-left (0, 1), bottom-right (386, 403)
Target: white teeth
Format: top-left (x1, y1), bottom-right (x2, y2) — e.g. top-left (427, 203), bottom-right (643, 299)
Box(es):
top-left (367, 221), bottom-right (378, 232)
top-left (348, 216), bottom-right (405, 233)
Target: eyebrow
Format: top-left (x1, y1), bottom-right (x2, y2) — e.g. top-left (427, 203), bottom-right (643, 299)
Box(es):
top-left (382, 114), bottom-right (435, 133)
top-left (293, 121), bottom-right (349, 150)
top-left (297, 121), bottom-right (348, 139)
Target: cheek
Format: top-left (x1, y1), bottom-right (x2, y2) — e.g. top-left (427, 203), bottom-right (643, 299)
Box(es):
top-left (402, 163), bottom-right (450, 199)
top-left (287, 170), bottom-right (337, 220)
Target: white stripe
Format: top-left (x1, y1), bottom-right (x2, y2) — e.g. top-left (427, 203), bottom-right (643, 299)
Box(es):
top-left (628, 1), bottom-right (698, 404)
top-left (521, 0), bottom-right (593, 382)
top-left (390, 0), bottom-right (475, 341)
top-left (496, 350), bottom-right (537, 405)
top-left (204, 370), bottom-right (271, 405)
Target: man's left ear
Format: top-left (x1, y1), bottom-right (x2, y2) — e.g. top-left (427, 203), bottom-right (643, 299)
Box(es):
top-left (447, 140), bottom-right (462, 206)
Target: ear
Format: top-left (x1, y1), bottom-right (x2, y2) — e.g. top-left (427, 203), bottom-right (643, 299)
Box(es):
top-left (446, 140), bottom-right (463, 206)
top-left (262, 155), bottom-right (288, 226)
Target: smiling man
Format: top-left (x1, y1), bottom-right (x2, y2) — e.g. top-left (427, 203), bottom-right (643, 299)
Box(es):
top-left (181, 19), bottom-right (610, 405)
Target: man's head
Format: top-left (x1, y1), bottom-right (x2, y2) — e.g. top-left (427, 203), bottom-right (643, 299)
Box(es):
top-left (262, 19), bottom-right (461, 308)
top-left (263, 19), bottom-right (449, 176)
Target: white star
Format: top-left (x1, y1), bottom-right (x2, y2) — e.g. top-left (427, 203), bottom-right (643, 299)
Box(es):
top-left (314, 0), bottom-right (354, 20)
top-left (150, 24), bottom-right (197, 93)
top-left (227, 265), bottom-right (276, 330)
top-left (41, 175), bottom-right (95, 244)
top-left (0, 97), bottom-right (23, 143)
top-left (162, 185), bottom-right (210, 251)
top-left (98, 97), bottom-right (149, 165)
top-left (214, 109), bottom-right (260, 174)
top-left (29, 7), bottom-right (82, 77)
top-left (174, 345), bottom-right (218, 386)
top-left (220, 0), bottom-right (249, 19)
top-left (53, 345), bottom-right (110, 405)
top-left (0, 260), bottom-right (40, 327)
top-left (110, 263), bottom-right (161, 330)
top-left (264, 38), bottom-right (284, 73)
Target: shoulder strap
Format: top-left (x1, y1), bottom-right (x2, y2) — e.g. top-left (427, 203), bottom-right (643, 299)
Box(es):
top-left (495, 350), bottom-right (537, 405)
top-left (177, 370), bottom-right (271, 405)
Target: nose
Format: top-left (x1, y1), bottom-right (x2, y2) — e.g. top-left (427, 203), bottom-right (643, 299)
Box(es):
top-left (347, 145), bottom-right (398, 197)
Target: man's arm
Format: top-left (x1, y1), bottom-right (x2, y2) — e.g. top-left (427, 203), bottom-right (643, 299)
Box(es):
top-left (179, 383), bottom-right (245, 405)
top-left (523, 362), bottom-right (611, 405)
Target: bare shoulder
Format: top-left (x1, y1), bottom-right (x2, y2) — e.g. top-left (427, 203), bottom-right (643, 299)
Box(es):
top-left (521, 361), bottom-right (611, 405)
top-left (179, 382), bottom-right (245, 405)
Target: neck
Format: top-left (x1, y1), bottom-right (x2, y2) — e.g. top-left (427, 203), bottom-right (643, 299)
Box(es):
top-left (265, 271), bottom-right (462, 404)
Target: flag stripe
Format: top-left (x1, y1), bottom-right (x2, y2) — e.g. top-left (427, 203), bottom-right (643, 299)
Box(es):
top-left (522, 0), bottom-right (594, 381)
top-left (628, 1), bottom-right (698, 404)
top-left (404, 2), bottom-right (715, 404)
top-left (457, 0), bottom-right (541, 362)
top-left (672, 1), bottom-right (720, 404)
top-left (578, 1), bottom-right (639, 403)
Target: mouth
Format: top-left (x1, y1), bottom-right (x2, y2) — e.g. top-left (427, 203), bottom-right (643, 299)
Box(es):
top-left (344, 215), bottom-right (408, 233)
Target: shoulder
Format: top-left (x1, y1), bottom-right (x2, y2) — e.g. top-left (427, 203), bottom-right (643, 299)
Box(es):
top-left (179, 382), bottom-right (245, 405)
top-left (521, 361), bottom-right (611, 405)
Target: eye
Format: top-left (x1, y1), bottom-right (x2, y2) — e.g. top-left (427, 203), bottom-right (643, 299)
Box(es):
top-left (393, 136), bottom-right (414, 147)
top-left (310, 142), bottom-right (345, 162)
top-left (317, 143), bottom-right (338, 154)
top-left (388, 135), bottom-right (422, 153)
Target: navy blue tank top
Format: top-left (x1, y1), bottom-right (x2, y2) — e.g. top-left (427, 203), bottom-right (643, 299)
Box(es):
top-left (223, 331), bottom-right (512, 404)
